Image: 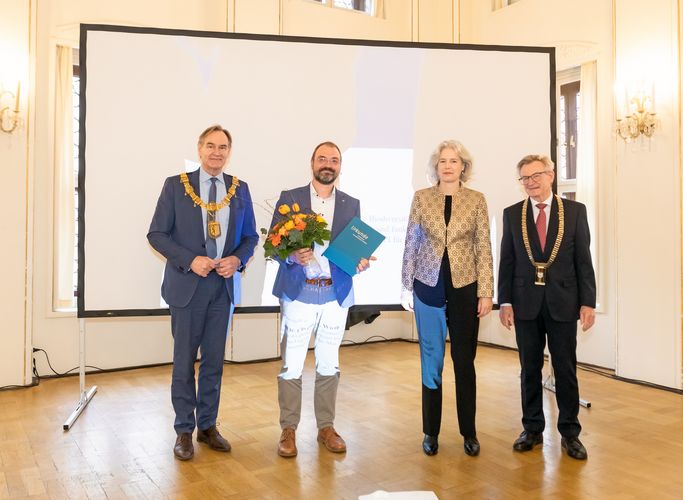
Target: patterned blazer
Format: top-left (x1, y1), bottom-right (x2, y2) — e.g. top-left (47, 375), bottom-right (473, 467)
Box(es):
top-left (401, 185), bottom-right (494, 297)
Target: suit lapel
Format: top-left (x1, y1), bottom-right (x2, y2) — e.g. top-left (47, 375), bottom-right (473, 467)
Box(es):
top-left (222, 172), bottom-right (237, 257)
top-left (331, 189), bottom-right (348, 240)
top-left (297, 185), bottom-right (313, 214)
top-left (188, 170), bottom-right (205, 244)
top-left (544, 197), bottom-right (560, 260)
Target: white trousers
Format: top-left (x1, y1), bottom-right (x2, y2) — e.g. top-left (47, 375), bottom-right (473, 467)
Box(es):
top-left (279, 295), bottom-right (349, 380)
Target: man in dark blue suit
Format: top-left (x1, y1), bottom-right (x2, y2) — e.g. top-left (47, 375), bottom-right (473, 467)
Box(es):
top-left (269, 141), bottom-right (373, 458)
top-left (498, 154), bottom-right (596, 461)
top-left (148, 125), bottom-right (258, 460)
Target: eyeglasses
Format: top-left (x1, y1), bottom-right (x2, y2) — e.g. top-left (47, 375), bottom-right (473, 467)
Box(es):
top-left (518, 171), bottom-right (550, 184)
top-left (316, 155), bottom-right (340, 166)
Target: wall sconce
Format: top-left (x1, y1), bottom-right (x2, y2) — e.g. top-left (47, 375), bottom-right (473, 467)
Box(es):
top-left (0, 82), bottom-right (20, 133)
top-left (616, 84), bottom-right (656, 142)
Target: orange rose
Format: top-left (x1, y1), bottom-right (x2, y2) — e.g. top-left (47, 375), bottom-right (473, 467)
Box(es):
top-left (271, 234), bottom-right (281, 246)
top-left (295, 221), bottom-right (306, 230)
top-left (278, 204), bottom-right (291, 215)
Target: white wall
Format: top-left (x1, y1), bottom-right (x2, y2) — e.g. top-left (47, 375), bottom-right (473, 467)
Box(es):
top-left (613, 0), bottom-right (681, 387)
top-left (0, 0), bottom-right (33, 387)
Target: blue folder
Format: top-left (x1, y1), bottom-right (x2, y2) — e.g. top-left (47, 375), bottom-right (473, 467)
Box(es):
top-left (323, 216), bottom-right (385, 276)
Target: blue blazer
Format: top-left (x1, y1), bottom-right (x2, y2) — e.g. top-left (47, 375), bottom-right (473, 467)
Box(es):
top-left (147, 169), bottom-right (258, 308)
top-left (269, 184), bottom-right (360, 306)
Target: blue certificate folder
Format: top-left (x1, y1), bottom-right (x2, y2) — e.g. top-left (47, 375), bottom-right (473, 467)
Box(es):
top-left (323, 216), bottom-right (385, 276)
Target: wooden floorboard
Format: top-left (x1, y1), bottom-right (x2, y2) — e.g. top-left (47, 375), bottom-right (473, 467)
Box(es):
top-left (0, 342), bottom-right (681, 499)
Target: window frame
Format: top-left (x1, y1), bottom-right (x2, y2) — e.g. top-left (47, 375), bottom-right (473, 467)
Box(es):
top-left (310, 0), bottom-right (374, 15)
top-left (52, 45), bottom-right (79, 313)
top-left (556, 66), bottom-right (580, 201)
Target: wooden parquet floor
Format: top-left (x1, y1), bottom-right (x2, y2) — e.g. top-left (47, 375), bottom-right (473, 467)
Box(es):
top-left (0, 341), bottom-right (682, 499)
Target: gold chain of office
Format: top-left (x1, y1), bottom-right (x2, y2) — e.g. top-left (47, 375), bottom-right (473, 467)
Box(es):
top-left (180, 172), bottom-right (239, 212)
top-left (521, 195), bottom-right (565, 285)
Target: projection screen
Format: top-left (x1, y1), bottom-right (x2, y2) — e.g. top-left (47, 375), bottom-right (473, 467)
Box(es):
top-left (78, 24), bottom-right (555, 317)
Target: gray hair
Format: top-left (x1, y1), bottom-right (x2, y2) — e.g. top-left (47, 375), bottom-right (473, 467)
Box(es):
top-left (198, 124), bottom-right (232, 147)
top-left (516, 154), bottom-right (554, 175)
top-left (427, 140), bottom-right (473, 185)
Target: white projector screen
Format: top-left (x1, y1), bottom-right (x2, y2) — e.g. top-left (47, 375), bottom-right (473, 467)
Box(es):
top-left (78, 25), bottom-right (555, 317)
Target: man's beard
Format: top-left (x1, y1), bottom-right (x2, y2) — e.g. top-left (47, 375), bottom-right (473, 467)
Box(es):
top-left (314, 169), bottom-right (337, 185)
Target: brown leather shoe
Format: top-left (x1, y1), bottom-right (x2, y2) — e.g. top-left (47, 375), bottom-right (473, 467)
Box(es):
top-left (317, 426), bottom-right (347, 453)
top-left (277, 427), bottom-right (297, 457)
top-left (173, 432), bottom-right (194, 460)
top-left (197, 425), bottom-right (231, 452)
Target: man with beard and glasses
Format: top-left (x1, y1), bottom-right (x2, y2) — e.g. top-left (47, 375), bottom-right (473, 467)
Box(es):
top-left (267, 141), bottom-right (373, 458)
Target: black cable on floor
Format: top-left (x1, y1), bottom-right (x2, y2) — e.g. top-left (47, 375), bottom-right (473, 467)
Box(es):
top-left (32, 347), bottom-right (106, 379)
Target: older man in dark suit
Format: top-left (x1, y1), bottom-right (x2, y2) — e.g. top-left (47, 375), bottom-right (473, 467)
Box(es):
top-left (148, 125), bottom-right (258, 460)
top-left (498, 154), bottom-right (596, 460)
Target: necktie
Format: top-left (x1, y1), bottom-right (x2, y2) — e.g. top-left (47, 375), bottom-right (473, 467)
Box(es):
top-left (536, 203), bottom-right (547, 252)
top-left (206, 177), bottom-right (218, 259)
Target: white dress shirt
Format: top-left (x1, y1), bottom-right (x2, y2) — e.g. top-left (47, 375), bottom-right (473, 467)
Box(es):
top-left (310, 183), bottom-right (335, 278)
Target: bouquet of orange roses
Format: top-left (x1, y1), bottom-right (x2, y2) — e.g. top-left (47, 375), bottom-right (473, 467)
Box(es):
top-left (261, 202), bottom-right (331, 261)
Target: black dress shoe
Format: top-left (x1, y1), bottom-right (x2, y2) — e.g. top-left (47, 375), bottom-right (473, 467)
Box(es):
top-left (561, 436), bottom-right (587, 460)
top-left (197, 425), bottom-right (231, 452)
top-left (512, 430), bottom-right (543, 452)
top-left (173, 432), bottom-right (194, 460)
top-left (422, 434), bottom-right (438, 456)
top-left (464, 436), bottom-right (480, 456)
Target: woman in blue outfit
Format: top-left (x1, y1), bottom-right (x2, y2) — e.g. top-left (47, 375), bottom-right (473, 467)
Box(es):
top-left (401, 140), bottom-right (494, 456)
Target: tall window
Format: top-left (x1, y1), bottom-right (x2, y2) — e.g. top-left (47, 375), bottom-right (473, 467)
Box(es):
top-left (558, 61), bottom-right (598, 306)
top-left (557, 68), bottom-right (580, 201)
top-left (312, 0), bottom-right (375, 14)
top-left (53, 45), bottom-right (78, 311)
top-left (71, 62), bottom-right (80, 302)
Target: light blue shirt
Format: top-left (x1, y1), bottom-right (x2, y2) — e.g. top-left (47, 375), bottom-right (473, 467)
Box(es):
top-left (198, 167), bottom-right (230, 259)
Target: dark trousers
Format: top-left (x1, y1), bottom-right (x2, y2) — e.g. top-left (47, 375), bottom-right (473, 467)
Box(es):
top-left (415, 281), bottom-right (479, 438)
top-left (169, 272), bottom-right (231, 434)
top-left (514, 298), bottom-right (581, 438)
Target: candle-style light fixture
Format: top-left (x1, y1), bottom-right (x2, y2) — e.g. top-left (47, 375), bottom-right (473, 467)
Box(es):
top-left (0, 81), bottom-right (20, 133)
top-left (616, 84), bottom-right (657, 142)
